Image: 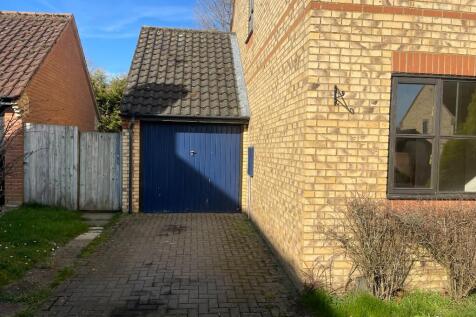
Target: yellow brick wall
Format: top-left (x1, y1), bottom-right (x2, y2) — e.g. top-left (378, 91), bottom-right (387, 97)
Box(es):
top-left (233, 0), bottom-right (313, 283)
top-left (233, 0), bottom-right (476, 291)
top-left (241, 126), bottom-right (249, 211)
top-left (326, 0), bottom-right (476, 12)
top-left (306, 1), bottom-right (476, 291)
top-left (121, 120), bottom-right (141, 213)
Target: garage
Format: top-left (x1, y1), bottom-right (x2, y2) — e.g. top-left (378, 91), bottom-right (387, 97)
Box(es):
top-left (141, 122), bottom-right (242, 212)
top-left (121, 27), bottom-right (250, 213)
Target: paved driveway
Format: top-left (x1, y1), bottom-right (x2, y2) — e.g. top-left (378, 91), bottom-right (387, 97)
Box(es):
top-left (40, 214), bottom-right (300, 317)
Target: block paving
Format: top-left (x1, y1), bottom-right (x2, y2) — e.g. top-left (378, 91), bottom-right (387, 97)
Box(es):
top-left (39, 213), bottom-right (301, 317)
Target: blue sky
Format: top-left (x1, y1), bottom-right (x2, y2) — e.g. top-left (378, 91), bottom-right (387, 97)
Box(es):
top-left (2, 0), bottom-right (198, 76)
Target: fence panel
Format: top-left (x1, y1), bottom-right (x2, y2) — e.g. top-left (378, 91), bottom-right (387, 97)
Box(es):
top-left (79, 132), bottom-right (121, 211)
top-left (24, 123), bottom-right (79, 209)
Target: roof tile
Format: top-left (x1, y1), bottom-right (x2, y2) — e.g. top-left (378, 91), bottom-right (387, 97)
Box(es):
top-left (122, 27), bottom-right (249, 120)
top-left (0, 11), bottom-right (71, 98)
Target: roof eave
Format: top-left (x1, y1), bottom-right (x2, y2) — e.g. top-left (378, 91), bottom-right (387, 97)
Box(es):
top-left (121, 112), bottom-right (249, 124)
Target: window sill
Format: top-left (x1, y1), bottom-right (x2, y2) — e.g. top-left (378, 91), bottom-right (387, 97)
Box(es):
top-left (387, 192), bottom-right (476, 200)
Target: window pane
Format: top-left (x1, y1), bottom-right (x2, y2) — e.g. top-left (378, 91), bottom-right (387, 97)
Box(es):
top-left (439, 139), bottom-right (476, 192)
top-left (459, 82), bottom-right (476, 135)
top-left (395, 83), bottom-right (435, 135)
top-left (394, 138), bottom-right (433, 188)
top-left (441, 81), bottom-right (457, 135)
top-left (441, 81), bottom-right (476, 136)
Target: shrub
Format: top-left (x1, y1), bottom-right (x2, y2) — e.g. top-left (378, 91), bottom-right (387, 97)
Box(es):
top-left (399, 201), bottom-right (476, 299)
top-left (329, 197), bottom-right (416, 300)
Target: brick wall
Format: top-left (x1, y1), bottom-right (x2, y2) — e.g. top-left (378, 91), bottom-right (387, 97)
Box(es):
top-left (121, 119), bottom-right (140, 213)
top-left (3, 18), bottom-right (97, 207)
top-left (306, 0), bottom-right (476, 290)
top-left (3, 110), bottom-right (24, 207)
top-left (233, 0), bottom-right (313, 283)
top-left (241, 127), bottom-right (249, 212)
top-left (233, 0), bottom-right (476, 291)
top-left (22, 19), bottom-right (97, 132)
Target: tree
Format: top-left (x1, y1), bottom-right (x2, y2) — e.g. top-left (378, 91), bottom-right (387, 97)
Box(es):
top-left (90, 69), bottom-right (126, 132)
top-left (195, 0), bottom-right (233, 31)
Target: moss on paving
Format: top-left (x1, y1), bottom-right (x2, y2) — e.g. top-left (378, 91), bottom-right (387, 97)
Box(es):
top-left (79, 213), bottom-right (122, 258)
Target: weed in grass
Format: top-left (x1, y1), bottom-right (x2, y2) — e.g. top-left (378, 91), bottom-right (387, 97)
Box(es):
top-left (301, 289), bottom-right (476, 317)
top-left (300, 288), bottom-right (343, 317)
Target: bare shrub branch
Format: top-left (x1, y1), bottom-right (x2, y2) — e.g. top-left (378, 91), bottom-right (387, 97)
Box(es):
top-left (398, 200), bottom-right (476, 299)
top-left (302, 255), bottom-right (338, 293)
top-left (194, 0), bottom-right (233, 31)
top-left (328, 196), bottom-right (416, 300)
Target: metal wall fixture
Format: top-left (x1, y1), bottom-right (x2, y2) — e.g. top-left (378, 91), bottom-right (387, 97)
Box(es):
top-left (334, 85), bottom-right (354, 114)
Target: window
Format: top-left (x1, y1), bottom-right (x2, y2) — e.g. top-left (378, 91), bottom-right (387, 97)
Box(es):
top-left (246, 0), bottom-right (254, 42)
top-left (389, 76), bottom-right (476, 197)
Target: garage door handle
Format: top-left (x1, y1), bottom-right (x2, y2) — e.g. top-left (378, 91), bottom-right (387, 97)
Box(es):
top-left (190, 150), bottom-right (197, 156)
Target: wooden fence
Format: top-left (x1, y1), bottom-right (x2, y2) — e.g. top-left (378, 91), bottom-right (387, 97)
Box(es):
top-left (79, 132), bottom-right (121, 211)
top-left (24, 123), bottom-right (121, 210)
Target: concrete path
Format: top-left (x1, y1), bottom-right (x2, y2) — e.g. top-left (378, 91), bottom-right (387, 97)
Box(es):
top-left (39, 214), bottom-right (301, 317)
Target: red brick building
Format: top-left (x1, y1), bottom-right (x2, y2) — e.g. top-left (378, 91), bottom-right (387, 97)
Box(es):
top-left (0, 12), bottom-right (97, 207)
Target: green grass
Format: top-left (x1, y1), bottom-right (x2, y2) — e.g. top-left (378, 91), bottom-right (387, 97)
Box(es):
top-left (0, 204), bottom-right (88, 287)
top-left (300, 289), bottom-right (476, 317)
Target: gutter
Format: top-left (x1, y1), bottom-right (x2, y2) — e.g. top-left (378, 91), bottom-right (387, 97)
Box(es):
top-left (128, 113), bottom-right (136, 214)
top-left (121, 113), bottom-right (249, 124)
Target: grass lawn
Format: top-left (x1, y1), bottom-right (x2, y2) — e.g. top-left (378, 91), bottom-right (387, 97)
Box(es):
top-left (0, 204), bottom-right (88, 287)
top-left (301, 289), bottom-right (476, 317)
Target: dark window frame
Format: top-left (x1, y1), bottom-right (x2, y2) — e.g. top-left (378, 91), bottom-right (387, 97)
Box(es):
top-left (245, 0), bottom-right (254, 43)
top-left (388, 74), bottom-right (476, 199)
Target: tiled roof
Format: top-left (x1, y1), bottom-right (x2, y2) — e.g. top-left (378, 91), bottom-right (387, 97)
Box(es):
top-left (0, 11), bottom-right (71, 99)
top-left (122, 27), bottom-right (249, 121)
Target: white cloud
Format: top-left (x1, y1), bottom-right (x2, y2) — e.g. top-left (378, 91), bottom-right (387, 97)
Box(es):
top-left (100, 5), bottom-right (193, 33)
top-left (70, 2), bottom-right (195, 40)
top-left (35, 0), bottom-right (59, 11)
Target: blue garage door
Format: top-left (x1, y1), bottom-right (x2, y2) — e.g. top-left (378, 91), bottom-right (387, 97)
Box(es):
top-left (141, 122), bottom-right (242, 212)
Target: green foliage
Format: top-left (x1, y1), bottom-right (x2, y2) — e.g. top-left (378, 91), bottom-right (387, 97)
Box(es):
top-left (90, 69), bottom-right (126, 132)
top-left (300, 289), bottom-right (476, 317)
top-left (300, 288), bottom-right (342, 317)
top-left (0, 205), bottom-right (88, 287)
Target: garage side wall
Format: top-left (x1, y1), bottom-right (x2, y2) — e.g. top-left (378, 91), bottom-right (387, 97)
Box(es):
top-left (241, 126), bottom-right (249, 212)
top-left (122, 120), bottom-right (141, 213)
top-left (3, 111), bottom-right (24, 207)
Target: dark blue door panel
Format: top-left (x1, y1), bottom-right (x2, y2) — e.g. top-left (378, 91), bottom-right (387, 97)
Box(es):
top-left (141, 122), bottom-right (242, 212)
